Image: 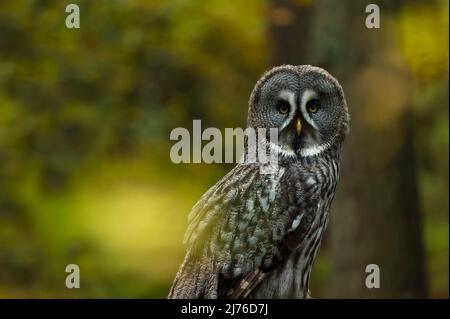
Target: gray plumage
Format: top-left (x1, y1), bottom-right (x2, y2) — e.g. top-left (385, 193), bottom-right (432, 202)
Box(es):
top-left (168, 65), bottom-right (350, 299)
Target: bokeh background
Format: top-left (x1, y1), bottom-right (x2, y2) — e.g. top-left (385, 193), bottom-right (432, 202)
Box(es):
top-left (0, 0), bottom-right (448, 298)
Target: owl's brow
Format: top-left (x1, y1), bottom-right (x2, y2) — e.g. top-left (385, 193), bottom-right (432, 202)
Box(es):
top-left (279, 90), bottom-right (297, 131)
top-left (300, 89), bottom-right (319, 129)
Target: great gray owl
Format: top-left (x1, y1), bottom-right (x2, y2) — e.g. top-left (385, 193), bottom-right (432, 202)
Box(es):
top-left (168, 65), bottom-right (350, 299)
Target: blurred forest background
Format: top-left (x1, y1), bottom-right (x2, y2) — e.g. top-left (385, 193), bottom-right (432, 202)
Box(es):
top-left (0, 0), bottom-right (448, 298)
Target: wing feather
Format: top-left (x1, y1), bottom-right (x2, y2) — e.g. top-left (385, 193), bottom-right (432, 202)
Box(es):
top-left (169, 163), bottom-right (312, 298)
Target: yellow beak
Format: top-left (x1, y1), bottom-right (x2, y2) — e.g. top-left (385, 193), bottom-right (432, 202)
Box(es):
top-left (295, 117), bottom-right (302, 136)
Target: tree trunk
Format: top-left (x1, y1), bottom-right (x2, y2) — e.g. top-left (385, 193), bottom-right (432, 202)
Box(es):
top-left (266, 0), bottom-right (427, 298)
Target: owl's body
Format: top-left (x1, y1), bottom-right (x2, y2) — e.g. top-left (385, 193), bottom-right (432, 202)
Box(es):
top-left (248, 149), bottom-right (340, 298)
top-left (168, 65), bottom-right (349, 299)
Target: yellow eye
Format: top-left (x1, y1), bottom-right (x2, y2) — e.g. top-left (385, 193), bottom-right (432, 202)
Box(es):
top-left (278, 103), bottom-right (290, 114)
top-left (308, 104), bottom-right (318, 113)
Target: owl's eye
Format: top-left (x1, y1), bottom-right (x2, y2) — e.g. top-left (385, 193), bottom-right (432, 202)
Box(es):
top-left (307, 100), bottom-right (319, 113)
top-left (278, 102), bottom-right (290, 114)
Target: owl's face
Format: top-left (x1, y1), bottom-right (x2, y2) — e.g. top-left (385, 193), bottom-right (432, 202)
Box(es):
top-left (248, 65), bottom-right (349, 157)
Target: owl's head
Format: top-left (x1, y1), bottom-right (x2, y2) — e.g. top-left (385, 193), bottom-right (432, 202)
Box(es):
top-left (248, 65), bottom-right (350, 158)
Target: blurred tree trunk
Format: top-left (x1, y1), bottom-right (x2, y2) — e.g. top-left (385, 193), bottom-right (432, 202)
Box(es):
top-left (267, 0), bottom-right (427, 298)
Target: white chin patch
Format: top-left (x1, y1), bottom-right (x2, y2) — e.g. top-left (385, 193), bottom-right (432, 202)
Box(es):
top-left (268, 142), bottom-right (296, 158)
top-left (299, 143), bottom-right (331, 157)
top-left (270, 140), bottom-right (332, 158)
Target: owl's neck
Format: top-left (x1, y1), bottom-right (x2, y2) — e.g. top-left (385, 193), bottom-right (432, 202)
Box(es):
top-left (279, 140), bottom-right (342, 167)
top-left (241, 134), bottom-right (342, 167)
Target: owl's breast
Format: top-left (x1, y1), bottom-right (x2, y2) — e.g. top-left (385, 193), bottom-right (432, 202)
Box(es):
top-left (276, 157), bottom-right (340, 250)
top-left (285, 156), bottom-right (340, 199)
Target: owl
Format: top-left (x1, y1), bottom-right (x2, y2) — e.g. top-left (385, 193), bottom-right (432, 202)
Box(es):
top-left (168, 65), bottom-right (350, 299)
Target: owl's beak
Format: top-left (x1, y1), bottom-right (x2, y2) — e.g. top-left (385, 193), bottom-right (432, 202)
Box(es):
top-left (295, 117), bottom-right (302, 136)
